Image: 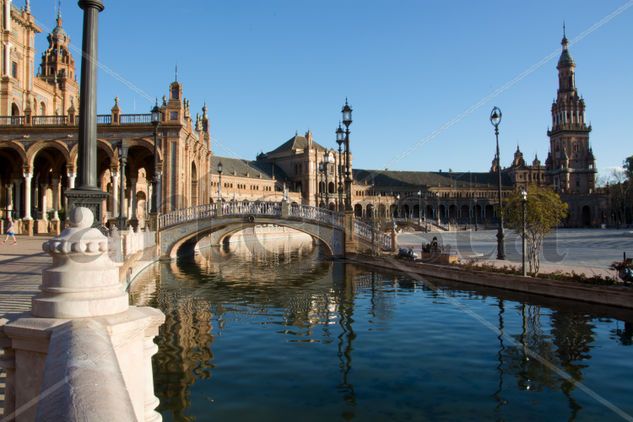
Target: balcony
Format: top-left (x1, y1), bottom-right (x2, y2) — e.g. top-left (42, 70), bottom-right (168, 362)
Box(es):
top-left (0, 113), bottom-right (153, 128)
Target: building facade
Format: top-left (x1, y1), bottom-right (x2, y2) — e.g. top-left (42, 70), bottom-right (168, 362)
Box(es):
top-left (0, 2), bottom-right (613, 234)
top-left (0, 1), bottom-right (212, 234)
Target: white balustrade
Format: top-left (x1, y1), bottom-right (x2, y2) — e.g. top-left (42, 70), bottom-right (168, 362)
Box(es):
top-left (109, 227), bottom-right (156, 262)
top-left (289, 204), bottom-right (344, 228)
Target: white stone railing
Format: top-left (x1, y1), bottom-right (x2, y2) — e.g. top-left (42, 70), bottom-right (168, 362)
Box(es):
top-left (289, 204), bottom-right (344, 228)
top-left (124, 229), bottom-right (156, 257)
top-left (222, 201), bottom-right (282, 217)
top-left (158, 204), bottom-right (217, 229)
top-left (108, 227), bottom-right (156, 262)
top-left (353, 219), bottom-right (393, 251)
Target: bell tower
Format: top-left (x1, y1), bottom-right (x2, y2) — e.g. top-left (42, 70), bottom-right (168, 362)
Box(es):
top-left (37, 2), bottom-right (78, 114)
top-left (546, 26), bottom-right (595, 194)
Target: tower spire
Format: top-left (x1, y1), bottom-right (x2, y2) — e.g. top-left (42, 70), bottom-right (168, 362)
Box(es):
top-left (57, 1), bottom-right (62, 25)
top-left (25, 0), bottom-right (30, 13)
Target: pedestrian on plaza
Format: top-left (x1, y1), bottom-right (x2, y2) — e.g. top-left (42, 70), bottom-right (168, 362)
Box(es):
top-left (431, 236), bottom-right (439, 252)
top-left (3, 216), bottom-right (17, 245)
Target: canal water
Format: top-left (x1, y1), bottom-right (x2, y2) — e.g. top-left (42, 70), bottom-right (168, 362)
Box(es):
top-left (131, 238), bottom-right (633, 422)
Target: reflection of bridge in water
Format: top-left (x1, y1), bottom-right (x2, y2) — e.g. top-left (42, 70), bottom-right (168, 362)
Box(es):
top-left (130, 239), bottom-right (402, 419)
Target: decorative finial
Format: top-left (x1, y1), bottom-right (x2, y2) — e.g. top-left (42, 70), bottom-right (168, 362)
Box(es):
top-left (25, 0), bottom-right (30, 13)
top-left (175, 64), bottom-right (178, 82)
top-left (57, 1), bottom-right (62, 24)
top-left (162, 95), bottom-right (167, 106)
top-left (563, 21), bottom-right (566, 38)
top-left (561, 21), bottom-right (569, 48)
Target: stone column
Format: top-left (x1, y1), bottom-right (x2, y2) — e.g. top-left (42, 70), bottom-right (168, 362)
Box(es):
top-left (129, 177), bottom-right (138, 230)
top-left (6, 183), bottom-right (14, 213)
top-left (111, 171), bottom-right (119, 218)
top-left (52, 177), bottom-right (60, 221)
top-left (13, 179), bottom-right (22, 219)
top-left (51, 177), bottom-right (61, 234)
top-left (22, 172), bottom-right (33, 235)
top-left (68, 172), bottom-right (77, 189)
top-left (41, 185), bottom-right (48, 221)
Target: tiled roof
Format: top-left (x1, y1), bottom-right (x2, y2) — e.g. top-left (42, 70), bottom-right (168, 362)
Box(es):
top-left (265, 134), bottom-right (326, 155)
top-left (210, 156), bottom-right (288, 181)
top-left (353, 169), bottom-right (514, 188)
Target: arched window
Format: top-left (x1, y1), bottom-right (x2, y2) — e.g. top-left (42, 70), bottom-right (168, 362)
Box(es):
top-left (40, 102), bottom-right (46, 116)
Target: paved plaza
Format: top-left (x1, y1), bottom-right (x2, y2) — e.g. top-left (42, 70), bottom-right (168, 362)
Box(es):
top-left (0, 236), bottom-right (50, 320)
top-left (398, 228), bottom-right (633, 274)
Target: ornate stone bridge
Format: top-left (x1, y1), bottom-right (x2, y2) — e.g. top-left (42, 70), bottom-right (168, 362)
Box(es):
top-left (157, 202), bottom-right (393, 259)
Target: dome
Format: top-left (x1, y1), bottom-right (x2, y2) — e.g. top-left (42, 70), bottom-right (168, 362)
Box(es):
top-left (558, 36), bottom-right (575, 67)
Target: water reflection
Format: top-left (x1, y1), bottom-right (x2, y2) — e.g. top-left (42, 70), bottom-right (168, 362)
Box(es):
top-left (131, 239), bottom-right (633, 421)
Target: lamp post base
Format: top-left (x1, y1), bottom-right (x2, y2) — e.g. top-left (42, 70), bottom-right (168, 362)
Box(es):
top-left (66, 188), bottom-right (108, 229)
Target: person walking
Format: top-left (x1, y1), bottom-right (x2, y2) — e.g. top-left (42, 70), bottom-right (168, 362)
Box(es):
top-left (3, 216), bottom-right (17, 245)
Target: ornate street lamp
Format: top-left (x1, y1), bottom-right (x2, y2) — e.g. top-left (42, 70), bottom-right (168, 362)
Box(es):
top-left (490, 106), bottom-right (505, 260)
top-left (417, 190), bottom-right (422, 226)
top-left (474, 198), bottom-right (478, 231)
top-left (521, 188), bottom-right (528, 276)
top-left (117, 141), bottom-right (128, 230)
top-left (318, 161), bottom-right (324, 206)
top-left (341, 100), bottom-right (353, 212)
top-left (150, 100), bottom-right (161, 215)
top-left (336, 124), bottom-right (345, 212)
top-left (217, 161), bottom-right (223, 202)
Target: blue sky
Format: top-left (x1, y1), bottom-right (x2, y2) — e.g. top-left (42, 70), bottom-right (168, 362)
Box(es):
top-left (28, 0), bottom-right (632, 178)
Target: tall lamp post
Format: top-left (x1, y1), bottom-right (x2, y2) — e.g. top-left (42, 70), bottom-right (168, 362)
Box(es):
top-left (490, 106), bottom-right (505, 260)
top-left (65, 0), bottom-right (107, 226)
top-left (341, 100), bottom-right (353, 212)
top-left (117, 141), bottom-right (128, 230)
top-left (150, 100), bottom-right (161, 215)
top-left (417, 190), bottom-right (422, 226)
top-left (336, 124), bottom-right (345, 212)
top-left (217, 161), bottom-right (223, 202)
top-left (521, 188), bottom-right (528, 277)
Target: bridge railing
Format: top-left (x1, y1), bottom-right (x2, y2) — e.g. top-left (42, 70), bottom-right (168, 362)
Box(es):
top-left (223, 201), bottom-right (282, 217)
top-left (159, 204), bottom-right (217, 229)
top-left (290, 204), bottom-right (344, 228)
top-left (353, 219), bottom-right (393, 251)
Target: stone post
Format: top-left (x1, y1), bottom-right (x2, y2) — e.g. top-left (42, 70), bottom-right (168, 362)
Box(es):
top-left (3, 208), bottom-right (165, 420)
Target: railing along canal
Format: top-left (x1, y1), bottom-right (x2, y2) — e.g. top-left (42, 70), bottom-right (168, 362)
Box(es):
top-left (159, 204), bottom-right (217, 229)
top-left (353, 219), bottom-right (393, 251)
top-left (289, 204), bottom-right (344, 228)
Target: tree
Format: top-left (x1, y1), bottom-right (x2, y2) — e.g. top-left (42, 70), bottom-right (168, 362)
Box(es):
top-left (624, 155), bottom-right (633, 181)
top-left (504, 185), bottom-right (568, 275)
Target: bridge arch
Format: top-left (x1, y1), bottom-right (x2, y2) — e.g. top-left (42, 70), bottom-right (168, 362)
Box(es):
top-left (160, 215), bottom-right (345, 260)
